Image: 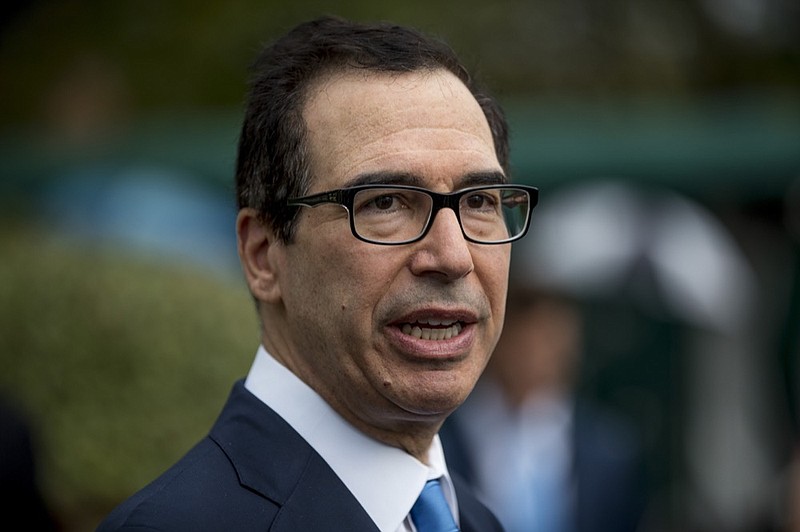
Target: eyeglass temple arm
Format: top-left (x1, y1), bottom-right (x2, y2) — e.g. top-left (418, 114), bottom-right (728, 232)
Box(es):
top-left (286, 190), bottom-right (344, 207)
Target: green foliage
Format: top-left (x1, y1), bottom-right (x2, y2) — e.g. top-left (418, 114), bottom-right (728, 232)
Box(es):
top-left (0, 224), bottom-right (259, 523)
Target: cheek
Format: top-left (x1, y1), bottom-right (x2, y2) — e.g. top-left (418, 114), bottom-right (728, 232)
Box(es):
top-left (330, 248), bottom-right (397, 308)
top-left (476, 251), bottom-right (510, 309)
top-left (288, 240), bottom-right (399, 329)
top-left (479, 252), bottom-right (511, 352)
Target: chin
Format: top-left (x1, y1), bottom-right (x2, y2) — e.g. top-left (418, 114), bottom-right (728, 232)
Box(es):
top-left (408, 377), bottom-right (475, 416)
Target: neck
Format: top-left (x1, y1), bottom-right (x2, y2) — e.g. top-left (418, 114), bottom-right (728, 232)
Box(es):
top-left (261, 333), bottom-right (448, 464)
top-left (322, 391), bottom-right (443, 464)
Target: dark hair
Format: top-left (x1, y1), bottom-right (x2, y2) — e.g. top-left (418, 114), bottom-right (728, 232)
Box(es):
top-left (235, 15), bottom-right (509, 243)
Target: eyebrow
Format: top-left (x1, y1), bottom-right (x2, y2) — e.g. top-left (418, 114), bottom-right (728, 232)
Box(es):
top-left (345, 170), bottom-right (507, 189)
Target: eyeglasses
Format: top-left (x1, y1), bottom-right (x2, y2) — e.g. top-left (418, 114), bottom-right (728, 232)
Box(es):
top-left (287, 184), bottom-right (538, 245)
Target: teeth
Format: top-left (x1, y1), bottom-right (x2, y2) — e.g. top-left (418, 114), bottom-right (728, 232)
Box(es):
top-left (417, 317), bottom-right (454, 326)
top-left (401, 322), bottom-right (463, 340)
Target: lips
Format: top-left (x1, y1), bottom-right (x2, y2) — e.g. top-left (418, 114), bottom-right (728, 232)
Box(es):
top-left (387, 308), bottom-right (479, 359)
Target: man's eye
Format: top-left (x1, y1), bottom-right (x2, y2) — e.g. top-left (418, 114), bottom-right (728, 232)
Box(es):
top-left (372, 195), bottom-right (396, 210)
top-left (466, 195), bottom-right (483, 209)
top-left (465, 193), bottom-right (495, 209)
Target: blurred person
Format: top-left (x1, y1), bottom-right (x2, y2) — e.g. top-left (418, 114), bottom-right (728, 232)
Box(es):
top-left (97, 15), bottom-right (538, 532)
top-left (0, 393), bottom-right (60, 531)
top-left (440, 283), bottom-right (647, 532)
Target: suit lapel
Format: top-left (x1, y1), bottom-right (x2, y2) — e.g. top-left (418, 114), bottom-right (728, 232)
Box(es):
top-left (270, 451), bottom-right (379, 531)
top-left (210, 381), bottom-right (379, 531)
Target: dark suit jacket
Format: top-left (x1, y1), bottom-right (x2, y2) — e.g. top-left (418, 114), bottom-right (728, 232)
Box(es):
top-left (440, 399), bottom-right (647, 532)
top-left (97, 380), bottom-right (503, 531)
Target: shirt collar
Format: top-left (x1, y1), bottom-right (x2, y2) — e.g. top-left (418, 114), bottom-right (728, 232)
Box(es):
top-left (244, 345), bottom-right (458, 532)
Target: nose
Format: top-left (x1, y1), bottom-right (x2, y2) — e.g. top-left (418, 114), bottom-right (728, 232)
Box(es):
top-left (408, 208), bottom-right (474, 281)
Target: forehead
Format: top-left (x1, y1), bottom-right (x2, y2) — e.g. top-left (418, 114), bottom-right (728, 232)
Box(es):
top-left (302, 68), bottom-right (500, 190)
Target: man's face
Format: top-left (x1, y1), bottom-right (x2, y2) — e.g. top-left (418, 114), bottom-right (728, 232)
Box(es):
top-left (275, 68), bottom-right (510, 433)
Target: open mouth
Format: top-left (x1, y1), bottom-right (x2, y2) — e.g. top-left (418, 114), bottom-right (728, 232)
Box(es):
top-left (400, 318), bottom-right (464, 340)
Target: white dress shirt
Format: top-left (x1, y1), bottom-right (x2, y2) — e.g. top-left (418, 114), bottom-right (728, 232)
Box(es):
top-left (244, 345), bottom-right (459, 532)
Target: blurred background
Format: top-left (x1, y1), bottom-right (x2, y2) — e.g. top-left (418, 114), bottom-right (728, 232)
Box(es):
top-left (0, 1), bottom-right (798, 530)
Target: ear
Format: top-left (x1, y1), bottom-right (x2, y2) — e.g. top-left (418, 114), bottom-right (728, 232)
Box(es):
top-left (236, 208), bottom-right (284, 303)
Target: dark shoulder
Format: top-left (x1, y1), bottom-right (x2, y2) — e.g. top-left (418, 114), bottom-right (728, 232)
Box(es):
top-left (96, 438), bottom-right (278, 532)
top-left (572, 400), bottom-right (643, 465)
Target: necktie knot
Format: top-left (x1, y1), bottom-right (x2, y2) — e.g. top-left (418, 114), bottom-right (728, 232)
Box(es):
top-left (410, 478), bottom-right (460, 532)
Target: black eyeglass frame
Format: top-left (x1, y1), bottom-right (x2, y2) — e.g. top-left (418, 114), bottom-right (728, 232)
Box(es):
top-left (287, 183), bottom-right (539, 245)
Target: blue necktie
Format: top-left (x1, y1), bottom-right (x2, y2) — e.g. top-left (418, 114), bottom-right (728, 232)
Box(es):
top-left (410, 479), bottom-right (460, 532)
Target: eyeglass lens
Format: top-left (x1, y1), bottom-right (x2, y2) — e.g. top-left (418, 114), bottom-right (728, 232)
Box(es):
top-left (351, 187), bottom-right (529, 244)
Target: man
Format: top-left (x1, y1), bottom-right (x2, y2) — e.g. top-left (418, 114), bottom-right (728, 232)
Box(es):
top-left (98, 15), bottom-right (537, 531)
top-left (441, 283), bottom-right (647, 532)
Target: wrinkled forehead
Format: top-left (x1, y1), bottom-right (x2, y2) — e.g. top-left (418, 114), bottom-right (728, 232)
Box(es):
top-left (301, 68), bottom-right (498, 190)
top-left (305, 67), bottom-right (489, 134)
